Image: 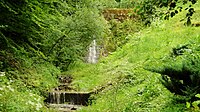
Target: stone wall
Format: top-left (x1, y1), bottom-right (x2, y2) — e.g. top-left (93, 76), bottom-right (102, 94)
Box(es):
top-left (102, 9), bottom-right (138, 21)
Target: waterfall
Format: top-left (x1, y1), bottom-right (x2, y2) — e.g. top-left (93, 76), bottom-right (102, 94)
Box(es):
top-left (88, 40), bottom-right (98, 63)
top-left (47, 76), bottom-right (91, 111)
top-left (48, 92), bottom-right (90, 105)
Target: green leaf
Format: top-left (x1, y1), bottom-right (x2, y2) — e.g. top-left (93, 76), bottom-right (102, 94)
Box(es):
top-left (192, 101), bottom-right (200, 109)
top-left (186, 102), bottom-right (191, 108)
top-left (195, 94), bottom-right (200, 98)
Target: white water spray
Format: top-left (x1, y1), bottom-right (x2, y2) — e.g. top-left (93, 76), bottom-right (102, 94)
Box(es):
top-left (88, 40), bottom-right (98, 63)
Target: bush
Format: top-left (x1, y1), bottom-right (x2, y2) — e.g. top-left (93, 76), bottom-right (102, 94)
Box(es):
top-left (148, 43), bottom-right (200, 102)
top-left (101, 19), bottom-right (142, 54)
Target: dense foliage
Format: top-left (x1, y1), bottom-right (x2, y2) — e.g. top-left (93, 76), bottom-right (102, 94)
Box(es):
top-left (0, 0), bottom-right (107, 71)
top-left (0, 0), bottom-right (199, 111)
top-left (117, 0), bottom-right (198, 25)
top-left (101, 19), bottom-right (142, 54)
top-left (0, 0), bottom-right (111, 111)
top-left (72, 12), bottom-right (200, 111)
top-left (148, 44), bottom-right (200, 102)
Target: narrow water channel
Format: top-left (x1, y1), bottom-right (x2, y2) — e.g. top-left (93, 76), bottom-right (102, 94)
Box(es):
top-left (46, 76), bottom-right (91, 112)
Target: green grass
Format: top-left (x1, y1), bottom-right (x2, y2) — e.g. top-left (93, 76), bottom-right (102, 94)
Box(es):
top-left (0, 59), bottom-right (60, 112)
top-left (67, 3), bottom-right (200, 112)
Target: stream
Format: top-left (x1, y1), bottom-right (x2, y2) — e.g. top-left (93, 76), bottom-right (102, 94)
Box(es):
top-left (46, 75), bottom-right (91, 112)
top-left (46, 40), bottom-right (99, 111)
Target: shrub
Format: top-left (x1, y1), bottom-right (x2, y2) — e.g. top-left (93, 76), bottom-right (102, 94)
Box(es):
top-left (148, 43), bottom-right (200, 102)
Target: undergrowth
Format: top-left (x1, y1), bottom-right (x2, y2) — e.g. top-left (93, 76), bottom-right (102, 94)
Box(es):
top-left (0, 49), bottom-right (60, 112)
top-left (68, 2), bottom-right (200, 112)
top-left (0, 1), bottom-right (199, 112)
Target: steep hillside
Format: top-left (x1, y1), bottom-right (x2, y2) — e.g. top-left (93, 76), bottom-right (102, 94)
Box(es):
top-left (68, 3), bottom-right (200, 112)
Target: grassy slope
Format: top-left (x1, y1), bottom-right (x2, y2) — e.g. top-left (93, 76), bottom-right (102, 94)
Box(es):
top-left (67, 3), bottom-right (200, 112)
top-left (0, 56), bottom-right (60, 111)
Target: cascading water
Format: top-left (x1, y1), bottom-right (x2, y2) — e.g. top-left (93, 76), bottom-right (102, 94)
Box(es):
top-left (48, 92), bottom-right (90, 105)
top-left (47, 75), bottom-right (113, 111)
top-left (47, 76), bottom-right (91, 111)
top-left (88, 40), bottom-right (98, 63)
